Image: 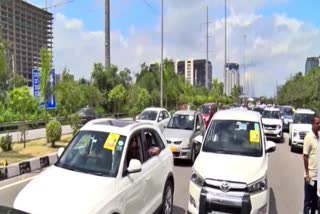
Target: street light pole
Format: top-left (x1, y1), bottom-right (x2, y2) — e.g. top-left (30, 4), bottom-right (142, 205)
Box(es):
top-left (224, 0), bottom-right (227, 95)
top-left (160, 0), bottom-right (164, 108)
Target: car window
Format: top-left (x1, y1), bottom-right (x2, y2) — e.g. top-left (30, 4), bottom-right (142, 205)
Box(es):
top-left (123, 132), bottom-right (143, 176)
top-left (200, 105), bottom-right (211, 114)
top-left (262, 110), bottom-right (280, 119)
top-left (138, 110), bottom-right (158, 121)
top-left (195, 114), bottom-right (200, 128)
top-left (167, 114), bottom-right (194, 130)
top-left (203, 120), bottom-right (263, 157)
top-left (293, 113), bottom-right (314, 124)
top-left (164, 111), bottom-right (170, 119)
top-left (198, 114), bottom-right (204, 128)
top-left (143, 129), bottom-right (165, 161)
top-left (56, 130), bottom-right (127, 177)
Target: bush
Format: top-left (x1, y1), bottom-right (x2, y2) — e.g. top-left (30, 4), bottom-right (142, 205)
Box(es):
top-left (0, 134), bottom-right (13, 152)
top-left (46, 120), bottom-right (62, 147)
top-left (69, 114), bottom-right (81, 135)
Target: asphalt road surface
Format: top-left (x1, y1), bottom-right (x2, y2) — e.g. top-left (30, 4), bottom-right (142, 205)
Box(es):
top-left (0, 133), bottom-right (304, 213)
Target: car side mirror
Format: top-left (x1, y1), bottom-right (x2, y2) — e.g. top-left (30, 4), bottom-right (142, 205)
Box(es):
top-left (57, 147), bottom-right (64, 158)
top-left (194, 135), bottom-right (203, 144)
top-left (127, 159), bottom-right (142, 174)
top-left (266, 141), bottom-right (276, 153)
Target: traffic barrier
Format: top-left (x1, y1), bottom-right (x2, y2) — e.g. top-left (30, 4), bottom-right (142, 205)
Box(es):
top-left (0, 152), bottom-right (58, 181)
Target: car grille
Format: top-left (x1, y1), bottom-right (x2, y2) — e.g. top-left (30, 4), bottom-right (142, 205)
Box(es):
top-left (204, 179), bottom-right (247, 192)
top-left (166, 140), bottom-right (182, 145)
top-left (299, 132), bottom-right (307, 140)
top-left (167, 140), bottom-right (171, 144)
top-left (264, 124), bottom-right (277, 130)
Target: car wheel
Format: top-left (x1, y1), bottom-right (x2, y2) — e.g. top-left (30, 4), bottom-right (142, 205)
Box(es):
top-left (190, 145), bottom-right (196, 164)
top-left (290, 145), bottom-right (295, 152)
top-left (161, 181), bottom-right (173, 214)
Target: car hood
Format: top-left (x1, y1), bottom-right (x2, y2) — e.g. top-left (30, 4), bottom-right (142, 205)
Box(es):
top-left (262, 118), bottom-right (282, 126)
top-left (194, 152), bottom-right (267, 184)
top-left (14, 166), bottom-right (116, 214)
top-left (163, 128), bottom-right (193, 141)
top-left (292, 124), bottom-right (312, 132)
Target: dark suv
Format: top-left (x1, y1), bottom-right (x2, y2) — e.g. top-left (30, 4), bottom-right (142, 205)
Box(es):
top-left (77, 107), bottom-right (97, 125)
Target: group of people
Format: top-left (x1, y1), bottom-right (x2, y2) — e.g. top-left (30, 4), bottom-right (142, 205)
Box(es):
top-left (303, 115), bottom-right (320, 214)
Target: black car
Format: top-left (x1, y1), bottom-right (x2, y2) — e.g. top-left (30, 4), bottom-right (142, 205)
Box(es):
top-left (280, 106), bottom-right (294, 132)
top-left (77, 107), bottom-right (97, 125)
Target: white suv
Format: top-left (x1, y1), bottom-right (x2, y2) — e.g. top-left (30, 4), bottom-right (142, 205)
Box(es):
top-left (261, 107), bottom-right (283, 141)
top-left (14, 119), bottom-right (175, 214)
top-left (289, 108), bottom-right (315, 152)
top-left (188, 109), bottom-right (276, 214)
top-left (137, 107), bottom-right (171, 132)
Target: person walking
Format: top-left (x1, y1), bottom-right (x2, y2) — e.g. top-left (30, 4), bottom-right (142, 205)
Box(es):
top-left (304, 115), bottom-right (320, 214)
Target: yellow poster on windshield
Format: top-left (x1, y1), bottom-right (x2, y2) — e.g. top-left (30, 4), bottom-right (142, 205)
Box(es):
top-left (250, 130), bottom-right (260, 144)
top-left (104, 133), bottom-right (120, 151)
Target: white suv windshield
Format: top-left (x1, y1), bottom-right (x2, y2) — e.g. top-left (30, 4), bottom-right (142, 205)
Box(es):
top-left (262, 110), bottom-right (280, 119)
top-left (56, 131), bottom-right (126, 177)
top-left (203, 120), bottom-right (263, 157)
top-left (293, 113), bottom-right (313, 124)
top-left (138, 111), bottom-right (158, 121)
top-left (167, 114), bottom-right (194, 130)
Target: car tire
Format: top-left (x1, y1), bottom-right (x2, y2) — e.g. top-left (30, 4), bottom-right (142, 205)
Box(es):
top-left (160, 181), bottom-right (173, 214)
top-left (291, 145), bottom-right (295, 152)
top-left (190, 145), bottom-right (196, 165)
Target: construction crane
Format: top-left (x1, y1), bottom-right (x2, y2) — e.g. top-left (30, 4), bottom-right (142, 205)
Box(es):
top-left (43, 0), bottom-right (74, 11)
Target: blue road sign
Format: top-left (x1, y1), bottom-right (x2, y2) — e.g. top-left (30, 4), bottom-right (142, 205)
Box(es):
top-left (32, 69), bottom-right (56, 109)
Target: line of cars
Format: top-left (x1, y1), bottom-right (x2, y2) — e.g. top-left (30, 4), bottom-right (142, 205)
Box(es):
top-left (12, 104), bottom-right (277, 214)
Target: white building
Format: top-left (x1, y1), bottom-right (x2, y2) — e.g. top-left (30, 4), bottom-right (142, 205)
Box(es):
top-left (225, 63), bottom-right (240, 96)
top-left (175, 59), bottom-right (212, 89)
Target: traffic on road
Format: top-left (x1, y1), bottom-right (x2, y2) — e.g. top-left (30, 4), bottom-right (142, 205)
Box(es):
top-left (0, 104), bottom-right (313, 214)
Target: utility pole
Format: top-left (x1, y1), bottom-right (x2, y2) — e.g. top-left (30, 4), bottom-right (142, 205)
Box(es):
top-left (206, 5), bottom-right (209, 89)
top-left (105, 0), bottom-right (111, 68)
top-left (160, 0), bottom-right (164, 108)
top-left (224, 0), bottom-right (227, 95)
top-left (243, 34), bottom-right (246, 96)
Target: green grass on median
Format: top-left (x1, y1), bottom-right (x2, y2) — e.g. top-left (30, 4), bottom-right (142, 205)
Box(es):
top-left (0, 134), bottom-right (73, 165)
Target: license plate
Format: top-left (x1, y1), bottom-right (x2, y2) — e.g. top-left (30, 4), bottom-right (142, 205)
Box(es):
top-left (170, 146), bottom-right (176, 152)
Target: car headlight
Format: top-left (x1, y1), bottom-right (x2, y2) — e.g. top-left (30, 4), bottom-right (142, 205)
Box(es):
top-left (191, 170), bottom-right (204, 187)
top-left (174, 141), bottom-right (182, 145)
top-left (248, 176), bottom-right (267, 194)
top-left (277, 125), bottom-right (281, 129)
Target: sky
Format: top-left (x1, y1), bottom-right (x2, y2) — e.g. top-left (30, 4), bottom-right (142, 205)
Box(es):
top-left (27, 0), bottom-right (320, 97)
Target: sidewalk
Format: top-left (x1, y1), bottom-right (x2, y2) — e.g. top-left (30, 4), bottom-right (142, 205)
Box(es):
top-left (0, 125), bottom-right (72, 143)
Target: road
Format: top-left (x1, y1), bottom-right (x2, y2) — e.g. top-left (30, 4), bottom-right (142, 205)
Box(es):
top-left (0, 134), bottom-right (304, 213)
top-left (0, 125), bottom-right (72, 143)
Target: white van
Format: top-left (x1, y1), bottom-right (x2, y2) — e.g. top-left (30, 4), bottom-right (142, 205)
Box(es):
top-left (188, 109), bottom-right (276, 214)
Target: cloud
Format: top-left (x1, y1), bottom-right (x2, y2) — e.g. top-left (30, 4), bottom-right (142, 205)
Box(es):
top-left (51, 0), bottom-right (319, 97)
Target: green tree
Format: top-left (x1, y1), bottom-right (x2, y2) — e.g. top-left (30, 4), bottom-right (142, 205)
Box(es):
top-left (0, 33), bottom-right (8, 93)
top-left (211, 78), bottom-right (224, 103)
top-left (231, 85), bottom-right (240, 103)
top-left (119, 68), bottom-right (132, 89)
top-left (127, 85), bottom-right (151, 119)
top-left (108, 84), bottom-right (127, 117)
top-left (39, 48), bottom-right (53, 144)
top-left (8, 86), bottom-right (38, 147)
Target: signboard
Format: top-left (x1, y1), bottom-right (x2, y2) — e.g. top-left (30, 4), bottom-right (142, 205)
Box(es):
top-left (32, 69), bottom-right (56, 109)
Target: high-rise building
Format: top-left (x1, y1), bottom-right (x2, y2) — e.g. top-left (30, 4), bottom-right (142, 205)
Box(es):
top-left (0, 0), bottom-right (53, 86)
top-left (305, 57), bottom-right (319, 74)
top-left (225, 63), bottom-right (240, 96)
top-left (175, 59), bottom-right (212, 89)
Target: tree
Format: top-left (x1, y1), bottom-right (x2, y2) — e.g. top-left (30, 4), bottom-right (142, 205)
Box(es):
top-left (119, 68), bottom-right (132, 89)
top-left (8, 86), bottom-right (38, 147)
top-left (231, 85), bottom-right (240, 103)
top-left (108, 84), bottom-right (127, 117)
top-left (39, 48), bottom-right (53, 144)
top-left (8, 73), bottom-right (25, 90)
top-left (127, 85), bottom-right (151, 119)
top-left (211, 78), bottom-right (224, 103)
top-left (0, 33), bottom-right (8, 94)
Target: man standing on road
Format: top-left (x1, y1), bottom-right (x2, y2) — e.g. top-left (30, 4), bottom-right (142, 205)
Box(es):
top-left (304, 115), bottom-right (320, 214)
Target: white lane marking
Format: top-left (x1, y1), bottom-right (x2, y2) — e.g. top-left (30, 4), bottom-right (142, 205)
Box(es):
top-left (0, 175), bottom-right (36, 191)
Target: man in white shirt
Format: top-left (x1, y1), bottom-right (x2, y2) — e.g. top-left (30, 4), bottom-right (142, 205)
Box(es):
top-left (304, 115), bottom-right (320, 214)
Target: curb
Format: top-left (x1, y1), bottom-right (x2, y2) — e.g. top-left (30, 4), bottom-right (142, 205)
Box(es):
top-left (0, 152), bottom-right (58, 181)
